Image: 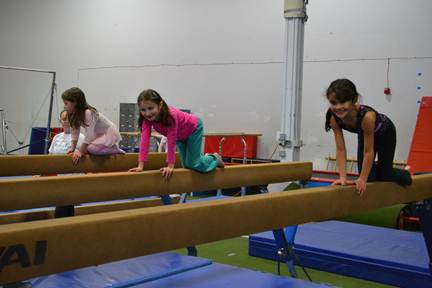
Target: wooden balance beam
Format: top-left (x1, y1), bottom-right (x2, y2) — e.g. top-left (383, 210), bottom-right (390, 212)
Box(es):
top-left (0, 153), bottom-right (182, 176)
top-left (0, 196), bottom-right (180, 225)
top-left (0, 174), bottom-right (430, 283)
top-left (0, 162), bottom-right (312, 211)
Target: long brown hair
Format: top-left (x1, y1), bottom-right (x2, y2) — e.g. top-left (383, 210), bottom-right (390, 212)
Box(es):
top-left (137, 89), bottom-right (173, 129)
top-left (61, 87), bottom-right (97, 129)
top-left (324, 79), bottom-right (359, 131)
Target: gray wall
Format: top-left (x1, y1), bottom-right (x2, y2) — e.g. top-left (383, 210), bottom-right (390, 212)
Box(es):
top-left (1, 0), bottom-right (431, 169)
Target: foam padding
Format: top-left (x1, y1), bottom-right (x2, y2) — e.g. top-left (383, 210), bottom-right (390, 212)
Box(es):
top-left (0, 162), bottom-right (312, 210)
top-left (132, 262), bottom-right (331, 288)
top-left (249, 221), bottom-right (432, 288)
top-left (0, 174), bottom-right (430, 283)
top-left (0, 152), bottom-right (181, 176)
top-left (27, 252), bottom-right (330, 288)
top-left (407, 96), bottom-right (432, 174)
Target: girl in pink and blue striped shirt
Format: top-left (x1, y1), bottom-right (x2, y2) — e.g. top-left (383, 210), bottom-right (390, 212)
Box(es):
top-left (129, 89), bottom-right (224, 180)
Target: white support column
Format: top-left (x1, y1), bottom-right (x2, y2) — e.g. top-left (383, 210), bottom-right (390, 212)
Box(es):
top-left (278, 0), bottom-right (307, 163)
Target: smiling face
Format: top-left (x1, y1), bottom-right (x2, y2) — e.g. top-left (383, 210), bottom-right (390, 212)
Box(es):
top-left (139, 100), bottom-right (162, 122)
top-left (328, 92), bottom-right (356, 119)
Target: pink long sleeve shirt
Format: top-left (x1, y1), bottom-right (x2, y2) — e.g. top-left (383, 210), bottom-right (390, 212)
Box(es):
top-left (139, 106), bottom-right (198, 165)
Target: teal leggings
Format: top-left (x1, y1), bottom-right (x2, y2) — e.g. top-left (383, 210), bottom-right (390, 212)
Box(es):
top-left (176, 118), bottom-right (218, 173)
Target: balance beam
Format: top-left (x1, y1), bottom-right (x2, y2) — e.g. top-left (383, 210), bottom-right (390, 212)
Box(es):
top-left (0, 196), bottom-right (180, 225)
top-left (0, 162), bottom-right (312, 211)
top-left (0, 153), bottom-right (181, 176)
top-left (0, 174), bottom-right (430, 283)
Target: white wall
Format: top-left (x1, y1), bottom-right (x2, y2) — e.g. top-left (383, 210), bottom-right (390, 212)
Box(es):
top-left (302, 0), bottom-right (432, 169)
top-left (0, 0), bottom-right (431, 168)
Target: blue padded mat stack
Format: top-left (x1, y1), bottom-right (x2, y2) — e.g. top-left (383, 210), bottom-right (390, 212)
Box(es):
top-left (249, 221), bottom-right (432, 288)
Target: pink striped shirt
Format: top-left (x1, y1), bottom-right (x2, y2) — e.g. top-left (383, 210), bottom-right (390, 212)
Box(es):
top-left (139, 106), bottom-right (198, 164)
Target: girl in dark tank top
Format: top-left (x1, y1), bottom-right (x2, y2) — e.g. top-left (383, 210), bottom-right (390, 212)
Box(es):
top-left (324, 78), bottom-right (412, 195)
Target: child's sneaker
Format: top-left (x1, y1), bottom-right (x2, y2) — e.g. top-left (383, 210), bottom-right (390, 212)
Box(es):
top-left (405, 165), bottom-right (413, 176)
top-left (396, 168), bottom-right (413, 186)
top-left (214, 153), bottom-right (225, 168)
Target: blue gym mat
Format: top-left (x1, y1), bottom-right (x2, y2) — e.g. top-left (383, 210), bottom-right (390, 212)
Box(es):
top-left (27, 252), bottom-right (332, 288)
top-left (249, 220), bottom-right (432, 288)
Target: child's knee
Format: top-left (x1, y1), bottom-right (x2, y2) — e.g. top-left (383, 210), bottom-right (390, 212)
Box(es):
top-left (86, 144), bottom-right (98, 154)
top-left (87, 144), bottom-right (108, 155)
top-left (184, 162), bottom-right (200, 170)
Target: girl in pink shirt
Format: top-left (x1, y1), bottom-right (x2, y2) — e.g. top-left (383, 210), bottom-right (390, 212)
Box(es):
top-left (129, 89), bottom-right (223, 179)
top-left (62, 87), bottom-right (125, 164)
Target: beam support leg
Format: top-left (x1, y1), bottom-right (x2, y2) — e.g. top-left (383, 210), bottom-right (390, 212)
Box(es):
top-left (272, 229), bottom-right (297, 277)
top-left (160, 194), bottom-right (197, 256)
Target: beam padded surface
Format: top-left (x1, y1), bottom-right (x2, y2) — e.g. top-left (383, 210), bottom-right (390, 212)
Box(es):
top-left (0, 162), bottom-right (312, 210)
top-left (0, 174), bottom-right (430, 283)
top-left (0, 196), bottom-right (179, 225)
top-left (0, 153), bottom-right (181, 176)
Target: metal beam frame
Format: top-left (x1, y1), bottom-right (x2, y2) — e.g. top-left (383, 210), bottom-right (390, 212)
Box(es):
top-left (0, 65), bottom-right (56, 154)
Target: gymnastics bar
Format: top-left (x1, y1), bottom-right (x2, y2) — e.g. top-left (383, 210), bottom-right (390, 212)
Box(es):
top-left (0, 196), bottom-right (180, 225)
top-left (0, 152), bottom-right (182, 176)
top-left (0, 174), bottom-right (430, 283)
top-left (0, 162), bottom-right (312, 211)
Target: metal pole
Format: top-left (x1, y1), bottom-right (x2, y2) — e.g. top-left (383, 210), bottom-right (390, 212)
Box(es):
top-left (0, 65), bottom-right (57, 155)
top-left (216, 137), bottom-right (226, 196)
top-left (0, 65), bottom-right (55, 74)
top-left (0, 109), bottom-right (7, 155)
top-left (43, 72), bottom-right (56, 154)
top-left (218, 137), bottom-right (226, 156)
top-left (240, 136), bottom-right (247, 196)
